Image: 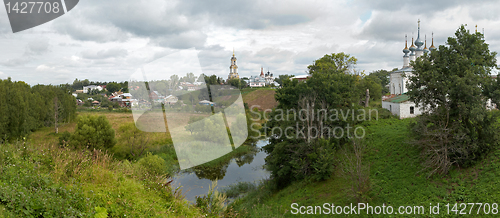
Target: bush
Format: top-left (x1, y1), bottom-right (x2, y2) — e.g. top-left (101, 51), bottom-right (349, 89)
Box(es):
top-left (410, 111), bottom-right (499, 177)
top-left (137, 153), bottom-right (166, 176)
top-left (264, 139), bottom-right (336, 189)
top-left (58, 131), bottom-right (71, 147)
top-left (70, 115), bottom-right (116, 150)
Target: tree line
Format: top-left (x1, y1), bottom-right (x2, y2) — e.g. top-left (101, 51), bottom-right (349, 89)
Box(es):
top-left (0, 78), bottom-right (77, 141)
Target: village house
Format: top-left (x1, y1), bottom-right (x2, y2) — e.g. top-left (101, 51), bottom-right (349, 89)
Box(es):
top-left (165, 95), bottom-right (178, 105)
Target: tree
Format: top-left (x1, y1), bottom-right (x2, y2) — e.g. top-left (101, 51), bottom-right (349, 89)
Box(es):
top-left (356, 75), bottom-right (382, 105)
top-left (116, 123), bottom-right (150, 159)
top-left (407, 25), bottom-right (499, 176)
top-left (274, 74), bottom-right (294, 86)
top-left (0, 79), bottom-right (76, 140)
top-left (184, 72), bottom-right (197, 83)
top-left (106, 82), bottom-right (121, 93)
top-left (70, 115), bottom-right (116, 150)
top-left (197, 74), bottom-right (205, 82)
top-left (307, 52), bottom-right (358, 75)
top-left (367, 69), bottom-right (393, 94)
top-left (185, 116), bottom-right (204, 135)
top-left (226, 78), bottom-right (241, 89)
top-left (264, 53), bottom-right (364, 189)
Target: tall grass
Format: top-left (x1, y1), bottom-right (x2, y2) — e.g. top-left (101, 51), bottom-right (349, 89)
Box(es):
top-left (0, 138), bottom-right (200, 217)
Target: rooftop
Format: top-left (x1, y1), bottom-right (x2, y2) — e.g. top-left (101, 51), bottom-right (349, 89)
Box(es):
top-left (384, 94), bottom-right (410, 103)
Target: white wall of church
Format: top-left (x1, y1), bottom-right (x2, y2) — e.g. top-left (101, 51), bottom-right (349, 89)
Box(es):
top-left (382, 100), bottom-right (423, 119)
top-left (389, 71), bottom-right (414, 95)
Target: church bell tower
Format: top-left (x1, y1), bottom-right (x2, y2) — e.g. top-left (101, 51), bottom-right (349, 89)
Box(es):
top-left (228, 49), bottom-right (239, 80)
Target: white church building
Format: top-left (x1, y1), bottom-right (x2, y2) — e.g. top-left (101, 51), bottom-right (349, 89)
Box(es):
top-left (382, 20), bottom-right (435, 119)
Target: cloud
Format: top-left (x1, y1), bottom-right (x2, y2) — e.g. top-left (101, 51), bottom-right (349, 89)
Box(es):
top-left (27, 39), bottom-right (50, 55)
top-left (0, 37), bottom-right (50, 66)
top-left (177, 0), bottom-right (317, 29)
top-left (153, 31), bottom-right (207, 49)
top-left (52, 0), bottom-right (207, 48)
top-left (357, 0), bottom-right (496, 15)
top-left (0, 5), bottom-right (12, 33)
top-left (81, 48), bottom-right (128, 60)
top-left (52, 14), bottom-right (129, 43)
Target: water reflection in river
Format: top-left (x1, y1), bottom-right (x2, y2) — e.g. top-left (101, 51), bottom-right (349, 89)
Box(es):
top-left (171, 139), bottom-right (270, 202)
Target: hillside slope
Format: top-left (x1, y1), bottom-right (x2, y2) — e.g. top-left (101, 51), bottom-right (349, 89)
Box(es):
top-left (233, 117), bottom-right (500, 217)
top-left (242, 89), bottom-right (278, 111)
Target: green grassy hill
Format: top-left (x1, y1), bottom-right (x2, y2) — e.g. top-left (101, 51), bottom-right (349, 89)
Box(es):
top-left (232, 117), bottom-right (500, 217)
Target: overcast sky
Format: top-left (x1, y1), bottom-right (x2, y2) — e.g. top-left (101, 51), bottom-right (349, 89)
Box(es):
top-left (1, 0), bottom-right (500, 85)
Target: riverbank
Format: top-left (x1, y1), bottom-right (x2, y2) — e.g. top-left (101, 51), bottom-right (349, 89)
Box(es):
top-left (1, 132), bottom-right (201, 217)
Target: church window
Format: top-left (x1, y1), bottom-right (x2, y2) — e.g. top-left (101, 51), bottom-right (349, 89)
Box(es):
top-left (410, 106), bottom-right (414, 114)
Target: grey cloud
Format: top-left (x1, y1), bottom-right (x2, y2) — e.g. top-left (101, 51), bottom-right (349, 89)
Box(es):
top-left (50, 0), bottom-right (208, 49)
top-left (52, 14), bottom-right (129, 42)
top-left (468, 2), bottom-right (500, 21)
top-left (0, 5), bottom-right (11, 33)
top-left (153, 31), bottom-right (207, 49)
top-left (177, 0), bottom-right (314, 29)
top-left (0, 38), bottom-right (50, 66)
top-left (356, 11), bottom-right (426, 42)
top-left (1, 57), bottom-right (32, 67)
top-left (27, 39), bottom-right (50, 55)
top-left (358, 0), bottom-right (496, 15)
top-left (81, 48), bottom-right (128, 60)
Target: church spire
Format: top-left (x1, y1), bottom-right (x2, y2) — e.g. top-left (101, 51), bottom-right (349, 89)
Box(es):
top-left (429, 32), bottom-right (436, 51)
top-left (415, 19), bottom-right (424, 49)
top-left (424, 35), bottom-right (430, 54)
top-left (403, 34), bottom-right (410, 68)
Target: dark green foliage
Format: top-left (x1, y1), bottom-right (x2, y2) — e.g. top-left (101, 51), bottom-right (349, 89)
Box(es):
top-left (137, 153), bottom-right (167, 176)
top-left (58, 131), bottom-right (72, 147)
top-left (0, 78), bottom-right (77, 141)
top-left (356, 74), bottom-right (383, 103)
top-left (264, 53), bottom-right (370, 189)
top-left (114, 123), bottom-right (150, 160)
top-left (307, 52), bottom-right (358, 75)
top-left (0, 142), bottom-right (89, 217)
top-left (105, 82), bottom-right (121, 93)
top-left (264, 139), bottom-right (336, 188)
top-left (274, 74), bottom-right (294, 86)
top-left (226, 78), bottom-right (245, 89)
top-left (407, 25), bottom-right (499, 175)
top-left (204, 74), bottom-right (224, 85)
top-left (70, 115), bottom-right (117, 150)
top-left (367, 69), bottom-right (394, 94)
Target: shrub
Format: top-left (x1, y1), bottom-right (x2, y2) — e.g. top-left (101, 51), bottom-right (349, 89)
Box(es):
top-left (58, 131), bottom-right (71, 147)
top-left (70, 115), bottom-right (116, 150)
top-left (195, 180), bottom-right (227, 216)
top-left (137, 153), bottom-right (166, 176)
top-left (114, 123), bottom-right (150, 160)
top-left (264, 139), bottom-right (336, 189)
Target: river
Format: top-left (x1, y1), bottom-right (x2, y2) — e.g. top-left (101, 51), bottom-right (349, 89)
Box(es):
top-left (171, 139), bottom-right (270, 202)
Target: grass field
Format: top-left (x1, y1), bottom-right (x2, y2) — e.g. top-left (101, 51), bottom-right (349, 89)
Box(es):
top-left (241, 88), bottom-right (278, 111)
